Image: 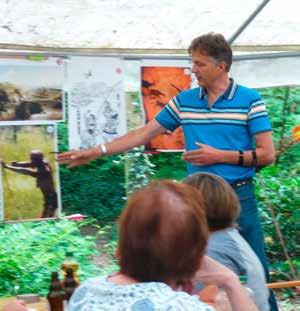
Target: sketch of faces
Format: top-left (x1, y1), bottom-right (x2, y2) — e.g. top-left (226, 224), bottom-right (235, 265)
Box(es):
top-left (79, 110), bottom-right (98, 149)
top-left (73, 83), bottom-right (123, 145)
top-left (102, 100), bottom-right (119, 135)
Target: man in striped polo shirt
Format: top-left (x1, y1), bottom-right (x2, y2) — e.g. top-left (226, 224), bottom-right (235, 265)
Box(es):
top-left (58, 33), bottom-right (277, 310)
top-left (156, 33), bottom-right (277, 310)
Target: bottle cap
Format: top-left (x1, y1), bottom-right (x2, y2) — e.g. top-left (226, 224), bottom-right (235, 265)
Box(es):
top-left (239, 275), bottom-right (248, 284)
top-left (66, 251), bottom-right (74, 257)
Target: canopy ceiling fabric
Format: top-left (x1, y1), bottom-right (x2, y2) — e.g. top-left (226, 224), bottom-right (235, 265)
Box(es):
top-left (0, 0), bottom-right (299, 88)
top-left (0, 0), bottom-right (299, 51)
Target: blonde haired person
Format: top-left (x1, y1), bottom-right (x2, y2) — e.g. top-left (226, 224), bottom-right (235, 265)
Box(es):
top-left (184, 172), bottom-right (269, 311)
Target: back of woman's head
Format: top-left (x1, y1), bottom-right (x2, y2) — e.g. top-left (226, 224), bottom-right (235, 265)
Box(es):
top-left (183, 173), bottom-right (240, 231)
top-left (118, 180), bottom-right (208, 284)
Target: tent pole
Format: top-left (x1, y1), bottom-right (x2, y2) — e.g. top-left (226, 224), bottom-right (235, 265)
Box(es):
top-left (228, 0), bottom-right (270, 44)
top-left (0, 49), bottom-right (299, 62)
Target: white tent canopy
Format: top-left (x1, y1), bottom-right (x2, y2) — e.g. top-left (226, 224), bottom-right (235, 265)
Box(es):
top-left (0, 0), bottom-right (299, 51)
top-left (0, 0), bottom-right (299, 88)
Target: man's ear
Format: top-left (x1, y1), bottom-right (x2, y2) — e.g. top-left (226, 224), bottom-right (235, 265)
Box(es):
top-left (218, 61), bottom-right (227, 72)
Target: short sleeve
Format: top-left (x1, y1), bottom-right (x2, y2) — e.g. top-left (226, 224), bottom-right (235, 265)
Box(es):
top-left (247, 98), bottom-right (272, 136)
top-left (207, 249), bottom-right (246, 277)
top-left (155, 96), bottom-right (181, 132)
top-left (206, 232), bottom-right (247, 277)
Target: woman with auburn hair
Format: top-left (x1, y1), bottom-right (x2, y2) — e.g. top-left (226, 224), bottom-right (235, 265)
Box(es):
top-left (184, 172), bottom-right (269, 311)
top-left (68, 180), bottom-right (215, 310)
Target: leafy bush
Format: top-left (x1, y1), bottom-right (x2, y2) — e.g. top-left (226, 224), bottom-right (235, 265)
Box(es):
top-left (149, 152), bottom-right (187, 181)
top-left (255, 86), bottom-right (300, 281)
top-left (57, 122), bottom-right (126, 222)
top-left (0, 219), bottom-right (114, 297)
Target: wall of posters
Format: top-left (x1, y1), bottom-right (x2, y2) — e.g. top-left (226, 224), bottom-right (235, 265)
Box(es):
top-left (0, 55), bottom-right (193, 222)
top-left (0, 57), bottom-right (65, 123)
top-left (141, 60), bottom-right (192, 151)
top-left (67, 57), bottom-right (126, 149)
top-left (0, 123), bottom-right (61, 221)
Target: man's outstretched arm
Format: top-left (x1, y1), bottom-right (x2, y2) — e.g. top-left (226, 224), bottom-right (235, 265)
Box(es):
top-left (57, 119), bottom-right (167, 168)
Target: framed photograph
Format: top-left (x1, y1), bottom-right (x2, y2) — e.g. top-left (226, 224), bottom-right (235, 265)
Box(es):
top-left (0, 57), bottom-right (65, 123)
top-left (0, 123), bottom-right (61, 221)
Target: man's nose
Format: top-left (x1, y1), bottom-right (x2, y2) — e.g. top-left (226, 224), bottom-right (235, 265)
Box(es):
top-left (191, 64), bottom-right (198, 74)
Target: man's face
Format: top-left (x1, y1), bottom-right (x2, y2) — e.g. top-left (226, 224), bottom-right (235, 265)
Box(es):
top-left (191, 51), bottom-right (224, 88)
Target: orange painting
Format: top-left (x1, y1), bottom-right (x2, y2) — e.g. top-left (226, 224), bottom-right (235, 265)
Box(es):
top-left (141, 66), bottom-right (191, 151)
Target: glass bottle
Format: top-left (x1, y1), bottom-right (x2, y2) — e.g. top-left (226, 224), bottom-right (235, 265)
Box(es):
top-left (63, 267), bottom-right (79, 302)
top-left (47, 272), bottom-right (64, 311)
top-left (61, 251), bottom-right (80, 283)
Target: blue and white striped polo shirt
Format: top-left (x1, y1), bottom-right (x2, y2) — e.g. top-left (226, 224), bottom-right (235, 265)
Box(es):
top-left (155, 79), bottom-right (272, 183)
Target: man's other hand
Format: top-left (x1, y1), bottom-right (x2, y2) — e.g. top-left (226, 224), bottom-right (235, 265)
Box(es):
top-left (183, 142), bottom-right (221, 165)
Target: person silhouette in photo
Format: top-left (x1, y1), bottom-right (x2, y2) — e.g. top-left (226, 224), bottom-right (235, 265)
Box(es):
top-left (1, 150), bottom-right (58, 218)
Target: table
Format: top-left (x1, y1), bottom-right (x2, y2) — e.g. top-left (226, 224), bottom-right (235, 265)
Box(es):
top-left (0, 297), bottom-right (48, 311)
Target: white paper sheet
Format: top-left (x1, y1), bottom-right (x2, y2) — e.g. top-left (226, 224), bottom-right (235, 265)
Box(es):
top-left (67, 57), bottom-right (126, 149)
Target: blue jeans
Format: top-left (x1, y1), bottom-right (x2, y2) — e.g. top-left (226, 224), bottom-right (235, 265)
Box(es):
top-left (235, 182), bottom-right (278, 311)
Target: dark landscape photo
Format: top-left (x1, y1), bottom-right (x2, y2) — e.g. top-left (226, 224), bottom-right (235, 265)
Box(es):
top-left (0, 60), bottom-right (64, 122)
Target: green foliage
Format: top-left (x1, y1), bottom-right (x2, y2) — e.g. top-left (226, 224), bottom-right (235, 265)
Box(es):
top-left (254, 86), bottom-right (300, 280)
top-left (125, 150), bottom-right (156, 195)
top-left (57, 122), bottom-right (126, 222)
top-left (124, 92), bottom-right (157, 194)
top-left (260, 87), bottom-right (300, 164)
top-left (0, 219), bottom-right (110, 297)
top-left (59, 157), bottom-right (126, 222)
top-left (149, 153), bottom-right (187, 180)
top-left (256, 165), bottom-right (299, 262)
top-left (98, 222), bottom-right (119, 267)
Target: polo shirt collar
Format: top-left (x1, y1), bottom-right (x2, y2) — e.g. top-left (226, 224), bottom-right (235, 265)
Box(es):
top-left (223, 78), bottom-right (237, 99)
top-left (199, 87), bottom-right (207, 99)
top-left (199, 78), bottom-right (237, 100)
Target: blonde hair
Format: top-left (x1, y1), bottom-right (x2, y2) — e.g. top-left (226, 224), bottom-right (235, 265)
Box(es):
top-left (183, 173), bottom-right (240, 231)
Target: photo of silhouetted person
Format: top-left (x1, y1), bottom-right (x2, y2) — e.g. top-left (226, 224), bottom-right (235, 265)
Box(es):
top-left (1, 150), bottom-right (58, 218)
